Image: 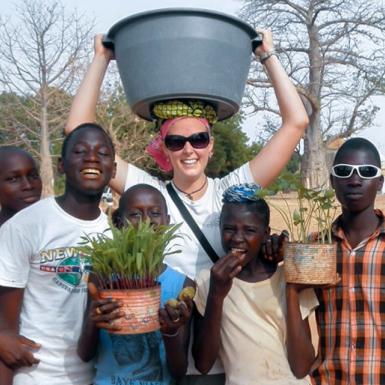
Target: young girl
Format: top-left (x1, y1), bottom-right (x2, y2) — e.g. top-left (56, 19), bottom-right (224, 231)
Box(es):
top-left (78, 184), bottom-right (194, 385)
top-left (0, 146), bottom-right (42, 227)
top-left (193, 184), bottom-right (318, 385)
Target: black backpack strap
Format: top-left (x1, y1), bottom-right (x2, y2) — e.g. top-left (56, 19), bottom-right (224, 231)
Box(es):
top-left (166, 183), bottom-right (219, 264)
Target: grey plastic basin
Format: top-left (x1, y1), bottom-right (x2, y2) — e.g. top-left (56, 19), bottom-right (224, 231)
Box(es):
top-left (104, 8), bottom-right (259, 121)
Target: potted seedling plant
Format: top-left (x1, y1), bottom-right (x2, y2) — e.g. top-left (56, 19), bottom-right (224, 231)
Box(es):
top-left (78, 220), bottom-right (181, 334)
top-left (258, 176), bottom-right (339, 285)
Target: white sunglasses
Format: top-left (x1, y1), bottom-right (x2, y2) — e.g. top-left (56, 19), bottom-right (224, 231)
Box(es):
top-left (331, 164), bottom-right (382, 179)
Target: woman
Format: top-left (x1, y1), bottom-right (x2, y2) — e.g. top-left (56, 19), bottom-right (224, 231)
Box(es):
top-left (66, 29), bottom-right (308, 385)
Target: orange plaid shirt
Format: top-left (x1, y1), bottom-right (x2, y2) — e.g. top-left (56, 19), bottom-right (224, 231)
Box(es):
top-left (311, 210), bottom-right (385, 385)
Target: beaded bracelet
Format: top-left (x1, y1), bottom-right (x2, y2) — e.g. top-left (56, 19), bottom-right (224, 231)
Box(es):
top-left (259, 48), bottom-right (277, 64)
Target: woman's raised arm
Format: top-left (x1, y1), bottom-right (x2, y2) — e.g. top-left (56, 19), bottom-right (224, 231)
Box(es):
top-left (249, 30), bottom-right (309, 188)
top-left (65, 34), bottom-right (128, 194)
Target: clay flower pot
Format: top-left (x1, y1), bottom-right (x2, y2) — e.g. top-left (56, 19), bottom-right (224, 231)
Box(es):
top-left (99, 285), bottom-right (161, 334)
top-left (284, 243), bottom-right (338, 285)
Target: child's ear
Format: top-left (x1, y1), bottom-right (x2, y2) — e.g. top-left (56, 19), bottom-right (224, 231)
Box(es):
top-left (111, 209), bottom-right (123, 229)
top-left (57, 157), bottom-right (65, 175)
top-left (378, 175), bottom-right (384, 192)
top-left (330, 173), bottom-right (335, 189)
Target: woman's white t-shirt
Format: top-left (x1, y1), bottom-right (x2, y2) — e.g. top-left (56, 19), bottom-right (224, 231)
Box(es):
top-left (125, 163), bottom-right (254, 280)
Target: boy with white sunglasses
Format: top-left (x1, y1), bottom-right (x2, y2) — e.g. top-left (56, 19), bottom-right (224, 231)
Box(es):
top-left (286, 137), bottom-right (384, 385)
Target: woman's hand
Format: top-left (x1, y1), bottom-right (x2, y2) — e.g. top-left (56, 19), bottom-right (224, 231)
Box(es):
top-left (254, 28), bottom-right (274, 57)
top-left (159, 297), bottom-right (193, 336)
top-left (87, 282), bottom-right (124, 332)
top-left (209, 250), bottom-right (246, 299)
top-left (94, 34), bottom-right (115, 61)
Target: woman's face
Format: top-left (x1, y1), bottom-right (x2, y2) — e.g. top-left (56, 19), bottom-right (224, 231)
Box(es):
top-left (162, 118), bottom-right (214, 182)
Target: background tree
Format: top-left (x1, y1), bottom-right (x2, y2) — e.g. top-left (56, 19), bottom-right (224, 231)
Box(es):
top-left (0, 0), bottom-right (94, 196)
top-left (207, 113), bottom-right (261, 178)
top-left (96, 80), bottom-right (157, 173)
top-left (240, 0), bottom-right (385, 188)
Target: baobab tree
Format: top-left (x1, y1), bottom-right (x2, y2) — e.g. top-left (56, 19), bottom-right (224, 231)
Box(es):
top-left (0, 0), bottom-right (94, 196)
top-left (240, 0), bottom-right (385, 188)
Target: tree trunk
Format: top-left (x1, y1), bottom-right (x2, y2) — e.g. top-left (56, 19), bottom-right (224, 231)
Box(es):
top-left (301, 10), bottom-right (329, 189)
top-left (40, 89), bottom-right (54, 197)
top-left (301, 112), bottom-right (329, 188)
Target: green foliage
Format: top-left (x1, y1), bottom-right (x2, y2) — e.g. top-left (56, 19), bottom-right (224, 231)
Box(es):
top-left (0, 0), bottom-right (93, 195)
top-left (78, 221), bottom-right (181, 290)
top-left (97, 83), bottom-right (158, 174)
top-left (0, 89), bottom-right (73, 193)
top-left (257, 175), bottom-right (337, 244)
top-left (265, 154), bottom-right (301, 193)
top-left (0, 92), bottom-right (39, 150)
top-left (205, 112), bottom-right (301, 183)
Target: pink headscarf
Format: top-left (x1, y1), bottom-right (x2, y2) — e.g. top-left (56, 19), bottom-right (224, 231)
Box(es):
top-left (146, 117), bottom-right (210, 172)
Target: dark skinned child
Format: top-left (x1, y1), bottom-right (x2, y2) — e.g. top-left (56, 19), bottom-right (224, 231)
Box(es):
top-left (0, 146), bottom-right (42, 227)
top-left (193, 183), bottom-right (318, 385)
top-left (286, 138), bottom-right (385, 385)
top-left (78, 183), bottom-right (194, 385)
top-left (0, 123), bottom-right (116, 385)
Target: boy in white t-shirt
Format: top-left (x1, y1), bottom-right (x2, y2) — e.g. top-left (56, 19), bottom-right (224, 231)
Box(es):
top-left (0, 123), bottom-right (116, 385)
top-left (193, 184), bottom-right (318, 385)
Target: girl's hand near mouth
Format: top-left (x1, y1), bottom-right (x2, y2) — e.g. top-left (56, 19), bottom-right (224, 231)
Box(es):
top-left (209, 250), bottom-right (246, 299)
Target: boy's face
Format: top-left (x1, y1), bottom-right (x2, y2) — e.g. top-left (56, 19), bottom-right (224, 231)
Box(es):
top-left (220, 203), bottom-right (268, 266)
top-left (122, 189), bottom-right (169, 227)
top-left (0, 152), bottom-right (42, 212)
top-left (331, 149), bottom-right (384, 213)
top-left (59, 128), bottom-right (116, 196)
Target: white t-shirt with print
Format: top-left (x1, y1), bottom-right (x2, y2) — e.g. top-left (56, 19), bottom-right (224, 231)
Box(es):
top-left (125, 163), bottom-right (254, 280)
top-left (0, 197), bottom-right (109, 385)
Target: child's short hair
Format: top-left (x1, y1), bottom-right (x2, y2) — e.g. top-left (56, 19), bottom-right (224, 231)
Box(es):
top-left (221, 183), bottom-right (270, 227)
top-left (61, 123), bottom-right (115, 159)
top-left (0, 146), bottom-right (35, 160)
top-left (112, 184), bottom-right (168, 228)
top-left (334, 137), bottom-right (381, 167)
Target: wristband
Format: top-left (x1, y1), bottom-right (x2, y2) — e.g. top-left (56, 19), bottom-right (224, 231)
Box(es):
top-left (259, 48), bottom-right (277, 64)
